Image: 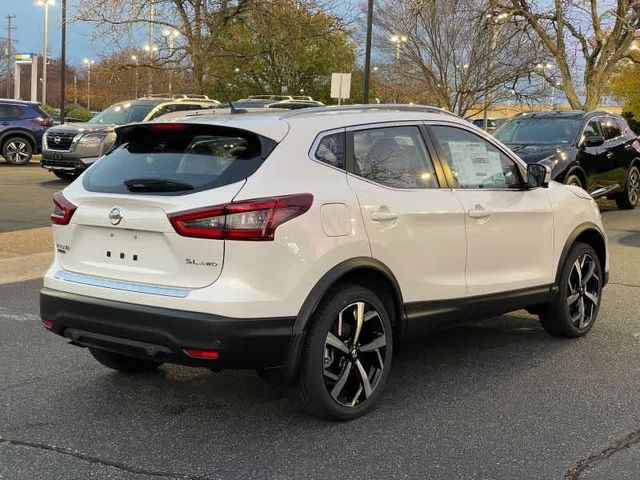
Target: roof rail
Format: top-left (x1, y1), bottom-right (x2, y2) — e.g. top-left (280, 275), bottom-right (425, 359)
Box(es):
top-left (147, 93), bottom-right (215, 101)
top-left (280, 104), bottom-right (458, 119)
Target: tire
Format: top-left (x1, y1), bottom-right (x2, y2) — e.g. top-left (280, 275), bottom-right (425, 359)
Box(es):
top-left (564, 173), bottom-right (584, 189)
top-left (2, 136), bottom-right (33, 165)
top-left (615, 165), bottom-right (639, 210)
top-left (539, 243), bottom-right (603, 337)
top-left (89, 348), bottom-right (162, 373)
top-left (53, 170), bottom-right (79, 181)
top-left (296, 283), bottom-right (393, 420)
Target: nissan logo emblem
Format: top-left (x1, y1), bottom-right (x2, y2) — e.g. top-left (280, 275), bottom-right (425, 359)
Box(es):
top-left (108, 207), bottom-right (123, 226)
top-left (53, 136), bottom-right (61, 144)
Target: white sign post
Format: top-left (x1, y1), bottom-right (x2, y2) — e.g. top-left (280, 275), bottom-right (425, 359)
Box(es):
top-left (330, 73), bottom-right (351, 105)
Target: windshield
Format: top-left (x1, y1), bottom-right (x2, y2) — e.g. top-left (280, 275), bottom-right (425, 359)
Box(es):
top-left (494, 117), bottom-right (580, 145)
top-left (89, 103), bottom-right (155, 125)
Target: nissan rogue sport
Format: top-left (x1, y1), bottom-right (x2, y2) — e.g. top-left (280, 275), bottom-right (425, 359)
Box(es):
top-left (41, 105), bottom-right (608, 420)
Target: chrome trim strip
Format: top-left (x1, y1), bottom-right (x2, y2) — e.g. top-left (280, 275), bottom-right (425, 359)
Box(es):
top-left (54, 270), bottom-right (191, 298)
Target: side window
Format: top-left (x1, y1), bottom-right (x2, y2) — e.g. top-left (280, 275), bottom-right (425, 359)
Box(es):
top-left (431, 125), bottom-right (522, 189)
top-left (314, 132), bottom-right (345, 170)
top-left (602, 118), bottom-right (621, 140)
top-left (0, 105), bottom-right (22, 119)
top-left (351, 126), bottom-right (438, 189)
top-left (582, 119), bottom-right (603, 141)
top-left (616, 117), bottom-right (630, 135)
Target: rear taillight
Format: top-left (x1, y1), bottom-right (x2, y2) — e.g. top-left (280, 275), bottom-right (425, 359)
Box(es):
top-left (33, 116), bottom-right (53, 127)
top-left (51, 192), bottom-right (77, 225)
top-left (168, 194), bottom-right (313, 241)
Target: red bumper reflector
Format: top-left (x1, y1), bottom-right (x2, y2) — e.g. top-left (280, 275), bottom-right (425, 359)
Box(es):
top-left (42, 320), bottom-right (54, 330)
top-left (184, 348), bottom-right (220, 359)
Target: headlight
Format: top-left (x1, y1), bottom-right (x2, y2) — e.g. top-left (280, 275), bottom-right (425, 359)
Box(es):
top-left (42, 133), bottom-right (48, 149)
top-left (78, 133), bottom-right (107, 145)
top-left (539, 155), bottom-right (559, 170)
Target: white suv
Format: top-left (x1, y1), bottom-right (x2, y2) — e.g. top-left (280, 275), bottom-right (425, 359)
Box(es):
top-left (41, 105), bottom-right (608, 420)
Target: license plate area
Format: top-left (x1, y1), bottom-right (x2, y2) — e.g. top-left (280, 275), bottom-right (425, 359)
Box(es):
top-left (44, 151), bottom-right (64, 160)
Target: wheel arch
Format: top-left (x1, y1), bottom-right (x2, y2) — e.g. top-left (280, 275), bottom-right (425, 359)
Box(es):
top-left (0, 129), bottom-right (37, 151)
top-left (563, 166), bottom-right (588, 188)
top-left (281, 258), bottom-right (406, 382)
top-left (556, 223), bottom-right (607, 286)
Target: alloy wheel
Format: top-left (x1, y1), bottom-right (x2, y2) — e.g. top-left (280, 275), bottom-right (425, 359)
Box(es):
top-left (566, 253), bottom-right (600, 329)
top-left (6, 140), bottom-right (29, 164)
top-left (628, 168), bottom-right (639, 205)
top-left (322, 301), bottom-right (387, 408)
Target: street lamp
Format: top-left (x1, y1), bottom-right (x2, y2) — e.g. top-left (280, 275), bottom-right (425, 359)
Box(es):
top-left (390, 34), bottom-right (408, 62)
top-left (162, 29), bottom-right (180, 94)
top-left (143, 44), bottom-right (158, 96)
top-left (131, 55), bottom-right (139, 98)
top-left (36, 0), bottom-right (54, 106)
top-left (83, 58), bottom-right (95, 111)
top-left (535, 62), bottom-right (554, 108)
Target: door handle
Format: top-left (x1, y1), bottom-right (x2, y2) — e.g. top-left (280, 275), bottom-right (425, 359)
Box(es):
top-left (371, 207), bottom-right (398, 222)
top-left (468, 205), bottom-right (492, 219)
top-left (1, 122), bottom-right (8, 126)
top-left (625, 144), bottom-right (635, 151)
top-left (606, 151), bottom-right (614, 159)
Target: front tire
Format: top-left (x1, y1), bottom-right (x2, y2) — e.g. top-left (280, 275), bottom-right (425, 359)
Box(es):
top-left (539, 243), bottom-right (603, 337)
top-left (297, 284), bottom-right (393, 420)
top-left (53, 170), bottom-right (79, 181)
top-left (615, 166), bottom-right (639, 210)
top-left (564, 173), bottom-right (584, 189)
top-left (2, 137), bottom-right (33, 165)
top-left (89, 348), bottom-right (162, 373)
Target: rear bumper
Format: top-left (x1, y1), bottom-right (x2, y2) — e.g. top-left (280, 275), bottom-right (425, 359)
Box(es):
top-left (40, 288), bottom-right (296, 369)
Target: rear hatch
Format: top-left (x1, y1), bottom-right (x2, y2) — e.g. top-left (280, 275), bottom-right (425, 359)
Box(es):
top-left (57, 122), bottom-right (278, 289)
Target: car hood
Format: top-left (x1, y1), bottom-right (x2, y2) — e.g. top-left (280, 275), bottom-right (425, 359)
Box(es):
top-left (46, 122), bottom-right (117, 135)
top-left (504, 143), bottom-right (569, 164)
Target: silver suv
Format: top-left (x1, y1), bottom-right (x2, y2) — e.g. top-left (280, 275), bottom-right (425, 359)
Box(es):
top-left (41, 96), bottom-right (219, 180)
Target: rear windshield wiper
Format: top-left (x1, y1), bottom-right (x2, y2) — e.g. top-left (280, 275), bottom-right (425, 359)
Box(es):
top-left (124, 178), bottom-right (194, 192)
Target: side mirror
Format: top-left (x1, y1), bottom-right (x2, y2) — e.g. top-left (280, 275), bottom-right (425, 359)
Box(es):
top-left (584, 135), bottom-right (605, 148)
top-left (527, 163), bottom-right (551, 189)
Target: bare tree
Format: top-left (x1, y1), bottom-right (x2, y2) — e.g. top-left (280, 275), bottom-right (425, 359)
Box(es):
top-left (374, 0), bottom-right (542, 116)
top-left (74, 0), bottom-right (252, 93)
top-left (503, 0), bottom-right (640, 110)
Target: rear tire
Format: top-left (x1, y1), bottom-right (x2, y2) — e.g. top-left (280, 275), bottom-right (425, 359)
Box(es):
top-left (615, 166), bottom-right (639, 210)
top-left (2, 136), bottom-right (33, 165)
top-left (89, 348), bottom-right (162, 373)
top-left (539, 243), bottom-right (603, 337)
top-left (53, 170), bottom-right (79, 181)
top-left (296, 284), bottom-right (393, 420)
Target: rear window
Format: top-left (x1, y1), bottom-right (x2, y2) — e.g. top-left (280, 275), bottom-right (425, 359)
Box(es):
top-left (83, 124), bottom-right (276, 195)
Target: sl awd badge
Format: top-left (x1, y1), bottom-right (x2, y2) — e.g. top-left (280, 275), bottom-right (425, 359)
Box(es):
top-left (108, 207), bottom-right (123, 225)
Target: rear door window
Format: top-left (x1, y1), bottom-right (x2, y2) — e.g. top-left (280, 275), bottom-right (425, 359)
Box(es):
top-left (0, 105), bottom-right (24, 119)
top-left (602, 118), bottom-right (622, 140)
top-left (83, 124), bottom-right (275, 195)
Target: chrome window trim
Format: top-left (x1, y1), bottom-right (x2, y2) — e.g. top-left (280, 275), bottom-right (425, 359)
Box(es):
top-left (54, 270), bottom-right (191, 298)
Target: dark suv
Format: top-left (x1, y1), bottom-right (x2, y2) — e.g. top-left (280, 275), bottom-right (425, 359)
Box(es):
top-left (495, 111), bottom-right (640, 209)
top-left (0, 99), bottom-right (52, 165)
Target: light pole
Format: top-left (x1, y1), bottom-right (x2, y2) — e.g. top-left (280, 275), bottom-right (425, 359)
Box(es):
top-left (162, 29), bottom-right (179, 94)
top-left (363, 0), bottom-right (373, 104)
top-left (83, 58), bottom-right (95, 111)
top-left (390, 34), bottom-right (407, 63)
top-left (37, 0), bottom-right (54, 106)
top-left (482, 8), bottom-right (510, 130)
top-left (535, 62), bottom-right (554, 108)
top-left (131, 55), bottom-right (139, 98)
top-left (143, 44), bottom-right (158, 96)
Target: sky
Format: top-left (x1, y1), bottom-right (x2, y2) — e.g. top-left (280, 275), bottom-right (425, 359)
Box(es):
top-left (0, 0), bottom-right (106, 65)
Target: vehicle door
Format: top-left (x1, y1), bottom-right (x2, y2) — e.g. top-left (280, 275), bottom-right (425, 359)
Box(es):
top-left (599, 116), bottom-right (626, 187)
top-left (612, 117), bottom-right (639, 185)
top-left (345, 123), bottom-right (467, 303)
top-left (0, 104), bottom-right (23, 133)
top-left (426, 123), bottom-right (554, 296)
top-left (577, 117), bottom-right (609, 191)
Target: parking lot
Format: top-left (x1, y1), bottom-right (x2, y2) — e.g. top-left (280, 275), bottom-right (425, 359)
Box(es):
top-left (1, 162), bottom-right (639, 479)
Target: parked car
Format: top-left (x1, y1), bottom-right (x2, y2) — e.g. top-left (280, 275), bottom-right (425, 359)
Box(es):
top-left (41, 96), bottom-right (219, 180)
top-left (0, 99), bottom-right (53, 165)
top-left (494, 110), bottom-right (640, 209)
top-left (41, 105), bottom-right (608, 420)
top-left (472, 117), bottom-right (508, 133)
top-left (266, 100), bottom-right (325, 110)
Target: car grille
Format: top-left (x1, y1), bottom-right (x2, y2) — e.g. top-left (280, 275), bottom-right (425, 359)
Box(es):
top-left (46, 132), bottom-right (76, 151)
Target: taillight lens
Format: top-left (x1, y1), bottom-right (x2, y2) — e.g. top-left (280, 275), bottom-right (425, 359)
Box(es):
top-left (168, 194), bottom-right (313, 241)
top-left (51, 192), bottom-right (77, 225)
top-left (33, 116), bottom-right (53, 127)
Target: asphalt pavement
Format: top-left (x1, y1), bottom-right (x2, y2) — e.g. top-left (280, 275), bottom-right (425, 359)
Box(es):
top-left (1, 165), bottom-right (639, 479)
